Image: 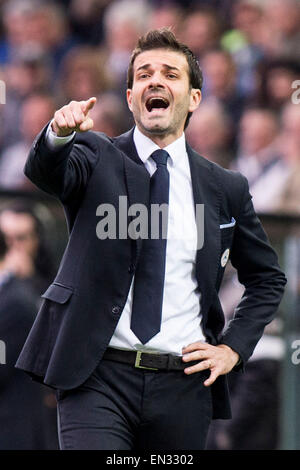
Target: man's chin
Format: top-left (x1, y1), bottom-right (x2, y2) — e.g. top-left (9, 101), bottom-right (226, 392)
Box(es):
top-left (139, 120), bottom-right (170, 136)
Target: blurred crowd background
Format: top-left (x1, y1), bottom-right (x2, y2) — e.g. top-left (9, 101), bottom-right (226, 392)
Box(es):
top-left (0, 0), bottom-right (299, 450)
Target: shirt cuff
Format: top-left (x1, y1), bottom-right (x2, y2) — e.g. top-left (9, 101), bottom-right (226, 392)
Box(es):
top-left (45, 120), bottom-right (75, 149)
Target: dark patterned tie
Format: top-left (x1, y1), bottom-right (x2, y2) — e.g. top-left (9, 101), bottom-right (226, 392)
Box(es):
top-left (130, 149), bottom-right (170, 344)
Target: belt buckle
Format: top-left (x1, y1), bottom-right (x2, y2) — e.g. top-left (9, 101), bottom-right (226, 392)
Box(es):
top-left (135, 350), bottom-right (158, 371)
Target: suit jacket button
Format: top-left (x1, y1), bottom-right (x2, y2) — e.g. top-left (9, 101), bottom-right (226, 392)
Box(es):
top-left (128, 264), bottom-right (135, 274)
top-left (112, 306), bottom-right (120, 314)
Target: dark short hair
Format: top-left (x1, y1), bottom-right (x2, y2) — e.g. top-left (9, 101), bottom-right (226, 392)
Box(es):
top-left (127, 28), bottom-right (203, 128)
top-left (0, 229), bottom-right (7, 261)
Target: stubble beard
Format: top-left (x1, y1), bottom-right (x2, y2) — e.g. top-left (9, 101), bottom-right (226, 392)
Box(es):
top-left (134, 101), bottom-right (189, 139)
top-left (139, 120), bottom-right (171, 136)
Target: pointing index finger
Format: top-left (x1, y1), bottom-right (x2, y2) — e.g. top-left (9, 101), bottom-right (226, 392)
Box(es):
top-left (82, 97), bottom-right (97, 115)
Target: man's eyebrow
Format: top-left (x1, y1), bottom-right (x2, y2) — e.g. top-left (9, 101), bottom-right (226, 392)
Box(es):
top-left (136, 64), bottom-right (152, 72)
top-left (163, 64), bottom-right (180, 72)
top-left (136, 63), bottom-right (180, 72)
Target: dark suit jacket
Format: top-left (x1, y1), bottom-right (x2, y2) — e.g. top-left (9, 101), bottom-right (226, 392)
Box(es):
top-left (0, 274), bottom-right (58, 449)
top-left (16, 125), bottom-right (287, 419)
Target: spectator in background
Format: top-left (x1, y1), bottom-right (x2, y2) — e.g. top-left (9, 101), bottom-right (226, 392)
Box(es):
top-left (0, 49), bottom-right (52, 149)
top-left (4, 47), bottom-right (52, 100)
top-left (181, 8), bottom-right (222, 60)
top-left (234, 108), bottom-right (280, 182)
top-left (201, 49), bottom-right (246, 124)
top-left (260, 0), bottom-right (300, 61)
top-left (0, 0), bottom-right (76, 72)
top-left (0, 0), bottom-right (76, 73)
top-left (57, 46), bottom-right (109, 104)
top-left (102, 0), bottom-right (151, 96)
top-left (90, 92), bottom-right (131, 136)
top-left (0, 228), bottom-right (58, 449)
top-left (148, 3), bottom-right (183, 37)
top-left (185, 99), bottom-right (233, 168)
top-left (226, 0), bottom-right (263, 48)
top-left (275, 104), bottom-right (300, 215)
top-left (0, 93), bottom-right (56, 190)
top-left (256, 59), bottom-right (300, 112)
top-left (221, 0), bottom-right (265, 99)
top-left (232, 108), bottom-right (290, 214)
top-left (0, 0), bottom-right (38, 66)
top-left (68, 0), bottom-right (114, 45)
top-left (25, 1), bottom-right (78, 74)
top-left (0, 201), bottom-right (56, 295)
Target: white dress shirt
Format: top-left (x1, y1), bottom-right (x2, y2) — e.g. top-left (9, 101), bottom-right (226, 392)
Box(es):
top-left (46, 124), bottom-right (205, 355)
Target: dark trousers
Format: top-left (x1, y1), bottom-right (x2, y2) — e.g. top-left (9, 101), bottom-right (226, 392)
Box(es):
top-left (207, 359), bottom-right (280, 450)
top-left (56, 357), bottom-right (213, 450)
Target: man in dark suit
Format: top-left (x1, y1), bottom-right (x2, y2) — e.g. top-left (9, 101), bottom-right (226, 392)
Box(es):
top-left (0, 229), bottom-right (58, 449)
top-left (16, 29), bottom-right (286, 450)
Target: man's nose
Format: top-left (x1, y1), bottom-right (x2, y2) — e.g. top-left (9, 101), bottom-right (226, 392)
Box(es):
top-left (148, 73), bottom-right (165, 89)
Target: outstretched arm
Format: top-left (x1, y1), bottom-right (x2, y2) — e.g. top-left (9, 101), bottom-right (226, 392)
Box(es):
top-left (24, 98), bottom-right (100, 202)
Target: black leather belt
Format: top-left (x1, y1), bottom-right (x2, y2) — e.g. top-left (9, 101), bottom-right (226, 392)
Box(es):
top-left (103, 347), bottom-right (198, 371)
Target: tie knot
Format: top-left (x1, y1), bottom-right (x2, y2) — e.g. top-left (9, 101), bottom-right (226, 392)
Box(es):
top-left (151, 149), bottom-right (169, 167)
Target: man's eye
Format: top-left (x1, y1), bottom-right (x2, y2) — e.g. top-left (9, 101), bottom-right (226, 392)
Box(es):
top-left (138, 74), bottom-right (150, 79)
top-left (167, 74), bottom-right (177, 79)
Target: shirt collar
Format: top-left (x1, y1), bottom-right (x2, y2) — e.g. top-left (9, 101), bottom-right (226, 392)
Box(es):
top-left (133, 126), bottom-right (187, 167)
top-left (0, 270), bottom-right (13, 289)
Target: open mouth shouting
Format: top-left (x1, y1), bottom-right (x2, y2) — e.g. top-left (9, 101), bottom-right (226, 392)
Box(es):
top-left (145, 96), bottom-right (170, 113)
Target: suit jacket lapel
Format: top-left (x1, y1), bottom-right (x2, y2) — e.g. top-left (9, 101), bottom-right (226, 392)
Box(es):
top-left (113, 128), bottom-right (143, 166)
top-left (114, 129), bottom-right (150, 262)
top-left (187, 144), bottom-right (221, 317)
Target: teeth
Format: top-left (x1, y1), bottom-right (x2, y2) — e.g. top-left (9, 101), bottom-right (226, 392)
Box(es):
top-left (149, 97), bottom-right (167, 104)
top-left (149, 96), bottom-right (167, 103)
top-left (146, 97), bottom-right (169, 112)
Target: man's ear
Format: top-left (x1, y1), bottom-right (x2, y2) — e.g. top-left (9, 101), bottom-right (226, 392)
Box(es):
top-left (189, 89), bottom-right (202, 113)
top-left (126, 89), bottom-right (133, 111)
